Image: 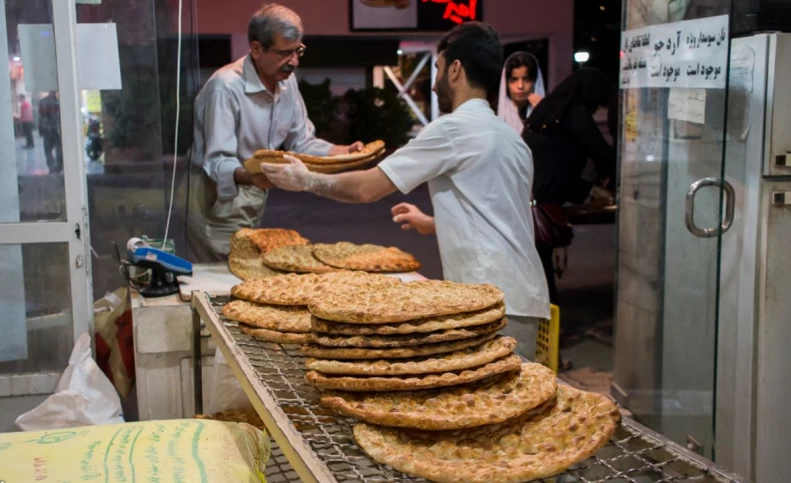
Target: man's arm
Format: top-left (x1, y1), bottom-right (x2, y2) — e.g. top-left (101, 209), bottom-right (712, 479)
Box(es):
top-left (260, 155), bottom-right (397, 203)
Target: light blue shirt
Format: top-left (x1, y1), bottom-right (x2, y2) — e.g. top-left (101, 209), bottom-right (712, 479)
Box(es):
top-left (191, 55), bottom-right (333, 201)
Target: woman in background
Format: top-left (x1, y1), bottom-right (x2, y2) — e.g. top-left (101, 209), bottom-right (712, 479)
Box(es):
top-left (523, 67), bottom-right (616, 305)
top-left (497, 51), bottom-right (545, 134)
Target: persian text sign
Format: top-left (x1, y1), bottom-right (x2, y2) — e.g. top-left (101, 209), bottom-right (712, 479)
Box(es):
top-left (620, 15), bottom-right (729, 89)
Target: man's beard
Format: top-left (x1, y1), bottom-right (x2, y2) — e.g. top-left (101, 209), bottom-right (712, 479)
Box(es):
top-left (436, 75), bottom-right (453, 114)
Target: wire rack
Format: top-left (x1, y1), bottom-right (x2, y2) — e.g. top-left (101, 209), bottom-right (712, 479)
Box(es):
top-left (192, 293), bottom-right (746, 483)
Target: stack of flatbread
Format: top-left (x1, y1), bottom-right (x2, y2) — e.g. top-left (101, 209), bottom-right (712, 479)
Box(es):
top-left (230, 231), bottom-right (422, 278)
top-left (225, 271), bottom-right (400, 344)
top-left (299, 278), bottom-right (621, 482)
top-left (244, 140), bottom-right (386, 175)
top-left (228, 228), bottom-right (310, 280)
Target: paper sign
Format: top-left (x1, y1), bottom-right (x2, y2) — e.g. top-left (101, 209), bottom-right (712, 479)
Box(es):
top-left (620, 15), bottom-right (729, 89)
top-left (668, 88), bottom-right (706, 124)
top-left (19, 23), bottom-right (121, 92)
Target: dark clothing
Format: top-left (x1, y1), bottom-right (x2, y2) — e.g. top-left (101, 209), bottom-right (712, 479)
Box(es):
top-left (524, 103), bottom-right (615, 204)
top-left (42, 130), bottom-right (63, 173)
top-left (538, 245), bottom-right (558, 305)
top-left (38, 94), bottom-right (62, 173)
top-left (22, 122), bottom-right (34, 147)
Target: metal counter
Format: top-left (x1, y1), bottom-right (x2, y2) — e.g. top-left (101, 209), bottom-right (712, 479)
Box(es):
top-left (191, 292), bottom-right (746, 483)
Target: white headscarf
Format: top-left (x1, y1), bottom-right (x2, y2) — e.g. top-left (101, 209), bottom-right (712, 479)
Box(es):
top-left (497, 52), bottom-right (545, 135)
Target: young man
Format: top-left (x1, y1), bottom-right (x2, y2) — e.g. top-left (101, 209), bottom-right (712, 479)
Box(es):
top-left (261, 22), bottom-right (550, 359)
top-left (187, 3), bottom-right (362, 261)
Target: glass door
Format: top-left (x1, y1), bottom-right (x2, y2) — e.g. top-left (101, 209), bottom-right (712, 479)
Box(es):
top-left (0, 0), bottom-right (91, 431)
top-left (613, 1), bottom-right (734, 459)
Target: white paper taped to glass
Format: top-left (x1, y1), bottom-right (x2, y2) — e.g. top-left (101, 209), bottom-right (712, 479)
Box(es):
top-left (620, 15), bottom-right (729, 89)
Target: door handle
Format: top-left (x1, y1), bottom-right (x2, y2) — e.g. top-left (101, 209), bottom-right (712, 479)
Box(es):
top-left (685, 177), bottom-right (735, 238)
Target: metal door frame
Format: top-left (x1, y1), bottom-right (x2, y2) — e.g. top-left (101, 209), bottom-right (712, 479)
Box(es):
top-left (0, 0), bottom-right (92, 397)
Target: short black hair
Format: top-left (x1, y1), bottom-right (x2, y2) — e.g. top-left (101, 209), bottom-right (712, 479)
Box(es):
top-left (437, 22), bottom-right (503, 95)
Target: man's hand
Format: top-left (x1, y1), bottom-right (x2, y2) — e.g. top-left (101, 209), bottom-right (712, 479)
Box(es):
top-left (528, 93), bottom-right (543, 107)
top-left (234, 167), bottom-right (273, 190)
top-left (391, 203), bottom-right (436, 235)
top-left (259, 154), bottom-right (313, 192)
top-left (328, 141), bottom-right (364, 156)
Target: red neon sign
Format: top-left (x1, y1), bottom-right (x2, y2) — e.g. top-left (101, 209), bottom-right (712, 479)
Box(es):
top-left (422, 0), bottom-right (478, 24)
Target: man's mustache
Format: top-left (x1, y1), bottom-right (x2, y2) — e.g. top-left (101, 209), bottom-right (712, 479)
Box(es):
top-left (281, 64), bottom-right (296, 74)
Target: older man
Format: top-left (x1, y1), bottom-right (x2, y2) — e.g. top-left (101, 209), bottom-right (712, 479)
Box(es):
top-left (261, 22), bottom-right (550, 359)
top-left (188, 3), bottom-right (361, 261)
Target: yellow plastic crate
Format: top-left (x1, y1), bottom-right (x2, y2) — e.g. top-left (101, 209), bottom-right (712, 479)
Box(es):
top-left (536, 304), bottom-right (560, 372)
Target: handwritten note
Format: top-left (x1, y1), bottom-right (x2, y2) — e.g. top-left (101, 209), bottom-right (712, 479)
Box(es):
top-left (668, 88), bottom-right (706, 124)
top-left (620, 15), bottom-right (729, 89)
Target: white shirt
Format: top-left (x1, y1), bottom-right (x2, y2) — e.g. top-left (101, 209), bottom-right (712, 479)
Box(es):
top-left (191, 55), bottom-right (333, 202)
top-left (379, 99), bottom-right (550, 319)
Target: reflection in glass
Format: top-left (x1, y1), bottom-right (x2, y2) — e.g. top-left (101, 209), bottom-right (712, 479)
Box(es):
top-left (0, 243), bottom-right (73, 375)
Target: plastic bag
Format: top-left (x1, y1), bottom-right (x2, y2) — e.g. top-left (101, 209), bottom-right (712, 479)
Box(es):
top-left (208, 347), bottom-right (252, 414)
top-left (94, 287), bottom-right (135, 399)
top-left (15, 332), bottom-right (125, 431)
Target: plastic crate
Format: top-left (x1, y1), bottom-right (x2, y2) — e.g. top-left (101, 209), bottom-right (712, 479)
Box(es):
top-left (536, 304), bottom-right (560, 372)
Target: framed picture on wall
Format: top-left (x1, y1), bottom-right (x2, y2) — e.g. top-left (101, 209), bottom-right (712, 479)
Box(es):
top-left (349, 0), bottom-right (483, 32)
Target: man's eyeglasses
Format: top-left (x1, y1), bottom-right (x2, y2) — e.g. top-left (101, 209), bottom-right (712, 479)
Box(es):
top-left (270, 44), bottom-right (306, 59)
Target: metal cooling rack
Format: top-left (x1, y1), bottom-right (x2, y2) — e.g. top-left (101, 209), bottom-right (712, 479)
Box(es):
top-left (191, 292), bottom-right (747, 483)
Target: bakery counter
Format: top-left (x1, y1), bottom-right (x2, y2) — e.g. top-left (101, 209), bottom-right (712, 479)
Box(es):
top-left (190, 291), bottom-right (747, 483)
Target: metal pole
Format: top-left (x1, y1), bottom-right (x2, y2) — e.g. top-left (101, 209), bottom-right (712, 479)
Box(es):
top-left (192, 305), bottom-right (203, 415)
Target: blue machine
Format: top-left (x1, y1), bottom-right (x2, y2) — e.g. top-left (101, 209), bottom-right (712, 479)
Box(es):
top-left (126, 246), bottom-right (193, 297)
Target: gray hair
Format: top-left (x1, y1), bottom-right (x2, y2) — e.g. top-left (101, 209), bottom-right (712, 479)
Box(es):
top-left (248, 3), bottom-right (303, 49)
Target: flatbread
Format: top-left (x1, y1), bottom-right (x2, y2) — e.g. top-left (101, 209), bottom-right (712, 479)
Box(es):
top-left (222, 300), bottom-right (311, 333)
top-left (251, 140), bottom-right (385, 164)
top-left (301, 331), bottom-right (498, 360)
top-left (304, 154), bottom-right (380, 173)
top-left (322, 362), bottom-right (556, 430)
top-left (310, 303), bottom-right (506, 335)
top-left (244, 152), bottom-right (382, 174)
top-left (309, 280), bottom-right (505, 324)
top-left (231, 271), bottom-right (399, 306)
top-left (229, 227), bottom-right (309, 255)
top-left (238, 323), bottom-right (312, 345)
top-left (228, 255), bottom-right (282, 280)
top-left (262, 245), bottom-right (338, 273)
top-left (305, 336), bottom-right (516, 376)
top-left (353, 385), bottom-right (621, 483)
top-left (228, 228), bottom-right (303, 280)
top-left (312, 242), bottom-right (420, 273)
top-left (311, 318), bottom-right (507, 348)
top-left (306, 355), bottom-right (520, 392)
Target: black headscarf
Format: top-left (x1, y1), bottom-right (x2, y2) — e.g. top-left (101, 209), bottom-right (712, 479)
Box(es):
top-left (525, 67), bottom-right (612, 132)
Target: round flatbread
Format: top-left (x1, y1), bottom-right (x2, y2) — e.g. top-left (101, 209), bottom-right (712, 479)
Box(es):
top-left (310, 318), bottom-right (507, 348)
top-left (353, 385), bottom-right (621, 482)
top-left (316, 140), bottom-right (385, 162)
top-left (305, 336), bottom-right (517, 376)
top-left (312, 242), bottom-right (420, 273)
top-left (305, 154), bottom-right (380, 173)
top-left (306, 355), bottom-right (520, 392)
top-left (231, 271), bottom-right (400, 306)
top-left (262, 245), bottom-right (337, 273)
top-left (236, 228), bottom-right (310, 254)
top-left (308, 280), bottom-right (505, 324)
top-left (222, 300), bottom-right (311, 333)
top-left (322, 362), bottom-right (557, 430)
top-left (301, 331), bottom-right (498, 360)
top-left (238, 323), bottom-right (312, 345)
top-left (228, 256), bottom-right (282, 281)
top-left (310, 303), bottom-right (506, 336)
